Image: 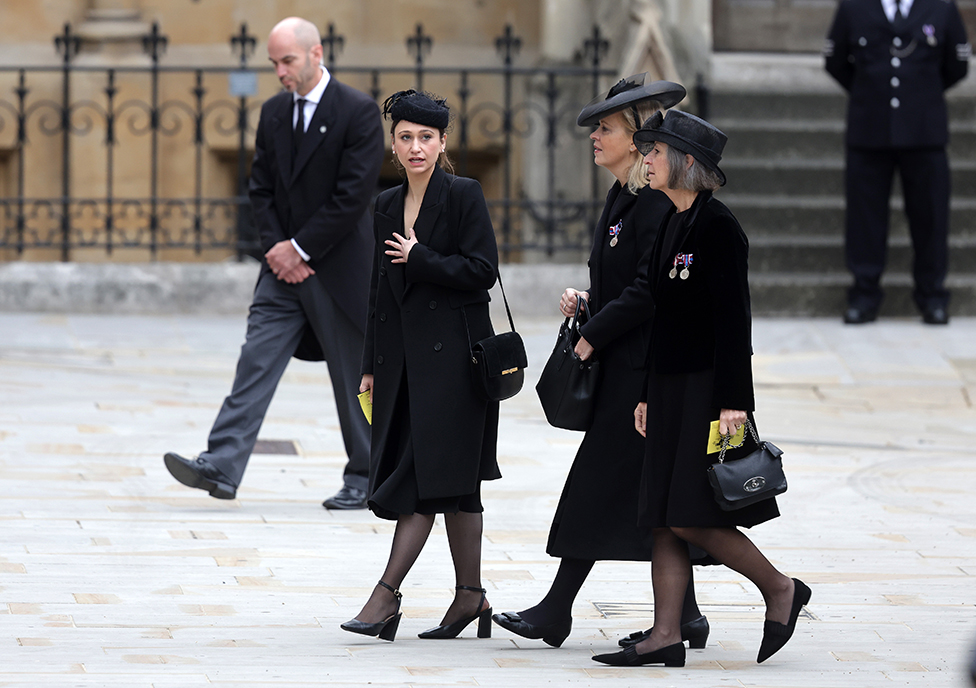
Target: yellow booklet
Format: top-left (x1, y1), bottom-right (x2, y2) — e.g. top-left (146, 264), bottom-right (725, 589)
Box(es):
top-left (358, 391), bottom-right (373, 425)
top-left (706, 420), bottom-right (745, 454)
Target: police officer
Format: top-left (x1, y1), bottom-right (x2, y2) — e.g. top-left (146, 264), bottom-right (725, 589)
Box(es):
top-left (825, 0), bottom-right (970, 324)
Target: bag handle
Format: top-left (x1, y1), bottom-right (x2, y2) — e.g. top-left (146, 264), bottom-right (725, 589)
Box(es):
top-left (717, 419), bottom-right (761, 464)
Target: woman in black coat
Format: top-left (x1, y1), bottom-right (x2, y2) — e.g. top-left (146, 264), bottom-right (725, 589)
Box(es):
top-left (591, 111), bottom-right (810, 668)
top-left (493, 76), bottom-right (708, 649)
top-left (340, 91), bottom-right (500, 643)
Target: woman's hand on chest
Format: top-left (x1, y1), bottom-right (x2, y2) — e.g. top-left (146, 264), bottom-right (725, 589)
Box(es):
top-left (386, 227), bottom-right (419, 263)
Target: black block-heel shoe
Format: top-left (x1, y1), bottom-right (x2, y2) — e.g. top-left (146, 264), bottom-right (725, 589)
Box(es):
top-left (592, 641), bottom-right (686, 667)
top-left (618, 615), bottom-right (709, 649)
top-left (491, 610), bottom-right (572, 648)
top-left (418, 585), bottom-right (492, 639)
top-left (757, 578), bottom-right (811, 663)
top-left (340, 580), bottom-right (402, 642)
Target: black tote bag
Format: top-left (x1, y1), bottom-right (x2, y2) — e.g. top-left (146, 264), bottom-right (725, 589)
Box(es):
top-left (535, 298), bottom-right (600, 431)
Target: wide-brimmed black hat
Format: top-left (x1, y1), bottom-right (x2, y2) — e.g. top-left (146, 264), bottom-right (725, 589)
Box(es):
top-left (576, 73), bottom-right (685, 127)
top-left (382, 89), bottom-right (450, 130)
top-left (633, 110), bottom-right (727, 186)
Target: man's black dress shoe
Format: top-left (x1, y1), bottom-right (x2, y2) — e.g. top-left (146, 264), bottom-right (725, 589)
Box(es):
top-left (843, 305), bottom-right (878, 324)
top-left (163, 452), bottom-right (236, 499)
top-left (491, 610), bottom-right (572, 648)
top-left (757, 578), bottom-right (811, 663)
top-left (592, 641), bottom-right (686, 667)
top-left (322, 485), bottom-right (367, 510)
top-left (922, 306), bottom-right (949, 325)
top-left (618, 615), bottom-right (709, 649)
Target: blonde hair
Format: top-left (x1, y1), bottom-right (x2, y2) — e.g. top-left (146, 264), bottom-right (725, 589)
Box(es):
top-left (621, 101), bottom-right (661, 194)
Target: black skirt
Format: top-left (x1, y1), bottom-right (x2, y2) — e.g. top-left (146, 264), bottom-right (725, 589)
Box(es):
top-left (368, 368), bottom-right (483, 521)
top-left (638, 368), bottom-right (779, 530)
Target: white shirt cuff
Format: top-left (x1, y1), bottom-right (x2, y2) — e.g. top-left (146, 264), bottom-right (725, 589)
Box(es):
top-left (290, 238), bottom-right (311, 262)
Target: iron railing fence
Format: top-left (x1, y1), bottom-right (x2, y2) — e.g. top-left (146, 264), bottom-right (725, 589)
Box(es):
top-left (0, 22), bottom-right (618, 262)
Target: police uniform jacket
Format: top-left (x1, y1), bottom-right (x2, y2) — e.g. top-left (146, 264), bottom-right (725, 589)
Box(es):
top-left (824, 0), bottom-right (970, 149)
top-left (362, 165), bottom-right (501, 500)
top-left (646, 191), bottom-right (755, 412)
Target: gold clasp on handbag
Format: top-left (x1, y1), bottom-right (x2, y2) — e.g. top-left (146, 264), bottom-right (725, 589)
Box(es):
top-left (501, 367), bottom-right (519, 375)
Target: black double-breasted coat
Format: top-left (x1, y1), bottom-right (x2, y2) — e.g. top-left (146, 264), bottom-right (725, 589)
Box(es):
top-left (546, 182), bottom-right (672, 560)
top-left (362, 166), bottom-right (501, 502)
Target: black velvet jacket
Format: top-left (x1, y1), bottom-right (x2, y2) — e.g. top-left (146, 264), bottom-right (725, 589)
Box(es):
top-left (646, 191), bottom-right (755, 412)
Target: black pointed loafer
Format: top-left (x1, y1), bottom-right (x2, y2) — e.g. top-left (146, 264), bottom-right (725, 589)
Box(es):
top-left (843, 305), bottom-right (878, 324)
top-left (491, 611), bottom-right (572, 648)
top-left (922, 306), bottom-right (949, 325)
top-left (757, 578), bottom-right (811, 663)
top-left (163, 452), bottom-right (236, 499)
top-left (592, 641), bottom-right (686, 667)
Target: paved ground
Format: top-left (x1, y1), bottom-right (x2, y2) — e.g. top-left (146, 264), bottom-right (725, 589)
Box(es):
top-left (1, 311), bottom-right (975, 687)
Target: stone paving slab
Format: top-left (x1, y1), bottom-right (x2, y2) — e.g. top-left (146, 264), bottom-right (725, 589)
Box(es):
top-left (1, 313), bottom-right (975, 687)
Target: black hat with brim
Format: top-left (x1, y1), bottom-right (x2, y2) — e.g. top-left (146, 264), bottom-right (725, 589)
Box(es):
top-left (633, 110), bottom-right (728, 187)
top-left (576, 74), bottom-right (686, 127)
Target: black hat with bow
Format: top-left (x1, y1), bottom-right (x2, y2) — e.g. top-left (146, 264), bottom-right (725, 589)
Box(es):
top-left (633, 110), bottom-right (728, 187)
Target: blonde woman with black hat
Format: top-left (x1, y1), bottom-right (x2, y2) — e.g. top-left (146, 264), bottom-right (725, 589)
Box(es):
top-left (341, 90), bottom-right (501, 642)
top-left (590, 111), bottom-right (811, 667)
top-left (492, 75), bottom-right (710, 650)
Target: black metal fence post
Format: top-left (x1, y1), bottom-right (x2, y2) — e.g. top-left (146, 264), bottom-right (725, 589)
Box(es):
top-left (104, 70), bottom-right (117, 255)
top-left (54, 23), bottom-right (80, 261)
top-left (14, 70), bottom-right (28, 256)
top-left (406, 24), bottom-right (432, 91)
top-left (230, 22), bottom-right (256, 259)
top-left (322, 23), bottom-right (344, 72)
top-left (456, 70), bottom-right (470, 177)
top-left (142, 22), bottom-right (168, 259)
top-left (495, 24), bottom-right (521, 261)
top-left (582, 25), bottom-right (609, 236)
top-left (192, 70), bottom-right (205, 255)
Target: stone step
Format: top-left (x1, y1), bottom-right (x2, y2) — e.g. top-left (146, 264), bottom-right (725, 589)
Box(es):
top-left (714, 121), bottom-right (976, 159)
top-left (709, 90), bottom-right (976, 122)
top-left (748, 235), bottom-right (976, 273)
top-left (722, 159), bottom-right (976, 198)
top-left (750, 272), bottom-right (976, 316)
top-left (718, 193), bottom-right (976, 238)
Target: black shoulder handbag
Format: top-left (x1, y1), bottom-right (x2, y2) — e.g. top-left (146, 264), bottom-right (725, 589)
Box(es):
top-left (463, 271), bottom-right (527, 402)
top-left (707, 420), bottom-right (787, 511)
top-left (535, 297), bottom-right (601, 431)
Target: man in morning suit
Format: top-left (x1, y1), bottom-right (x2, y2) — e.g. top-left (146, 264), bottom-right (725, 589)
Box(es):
top-left (825, 0), bottom-right (970, 324)
top-left (164, 17), bottom-right (384, 509)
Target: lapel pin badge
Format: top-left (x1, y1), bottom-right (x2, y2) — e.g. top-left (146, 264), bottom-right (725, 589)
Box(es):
top-left (320, 125), bottom-right (327, 134)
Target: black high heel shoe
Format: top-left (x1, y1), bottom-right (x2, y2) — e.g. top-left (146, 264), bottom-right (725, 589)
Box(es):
top-left (618, 615), bottom-right (709, 649)
top-left (340, 580), bottom-right (402, 642)
top-left (757, 578), bottom-right (811, 663)
top-left (491, 610), bottom-right (572, 648)
top-left (418, 585), bottom-right (492, 639)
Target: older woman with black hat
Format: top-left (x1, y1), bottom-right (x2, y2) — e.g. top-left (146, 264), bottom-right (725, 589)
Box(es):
top-left (340, 90), bottom-right (501, 642)
top-left (492, 75), bottom-right (709, 650)
top-left (590, 111), bottom-right (811, 667)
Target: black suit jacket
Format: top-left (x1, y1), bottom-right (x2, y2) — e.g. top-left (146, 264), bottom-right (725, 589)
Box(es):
top-left (362, 166), bottom-right (501, 500)
top-left (647, 192), bottom-right (755, 412)
top-left (248, 77), bottom-right (385, 359)
top-left (825, 0), bottom-right (970, 149)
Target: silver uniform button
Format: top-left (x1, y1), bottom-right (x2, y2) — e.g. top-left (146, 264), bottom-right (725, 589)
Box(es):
top-left (891, 76), bottom-right (900, 87)
top-left (893, 37), bottom-right (903, 47)
top-left (891, 56), bottom-right (901, 67)
top-left (859, 37), bottom-right (867, 46)
top-left (891, 97), bottom-right (900, 108)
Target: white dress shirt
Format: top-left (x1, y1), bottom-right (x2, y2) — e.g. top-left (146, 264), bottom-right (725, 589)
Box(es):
top-left (881, 0), bottom-right (914, 23)
top-left (289, 66), bottom-right (331, 261)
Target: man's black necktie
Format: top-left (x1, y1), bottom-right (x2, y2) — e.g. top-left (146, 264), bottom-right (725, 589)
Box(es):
top-left (293, 98), bottom-right (306, 155)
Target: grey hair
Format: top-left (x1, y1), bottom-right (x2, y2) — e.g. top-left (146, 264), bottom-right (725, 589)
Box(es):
top-left (665, 144), bottom-right (723, 192)
top-left (620, 101), bottom-right (662, 193)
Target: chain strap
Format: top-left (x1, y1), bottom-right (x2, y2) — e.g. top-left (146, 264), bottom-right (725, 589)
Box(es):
top-left (717, 419), bottom-right (760, 464)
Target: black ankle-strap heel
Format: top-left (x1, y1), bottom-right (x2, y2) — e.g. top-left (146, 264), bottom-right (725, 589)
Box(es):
top-left (418, 585), bottom-right (492, 639)
top-left (340, 580), bottom-right (403, 642)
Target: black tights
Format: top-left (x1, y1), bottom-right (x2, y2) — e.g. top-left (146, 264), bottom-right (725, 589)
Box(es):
top-left (354, 511), bottom-right (488, 626)
top-left (516, 557), bottom-right (701, 627)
